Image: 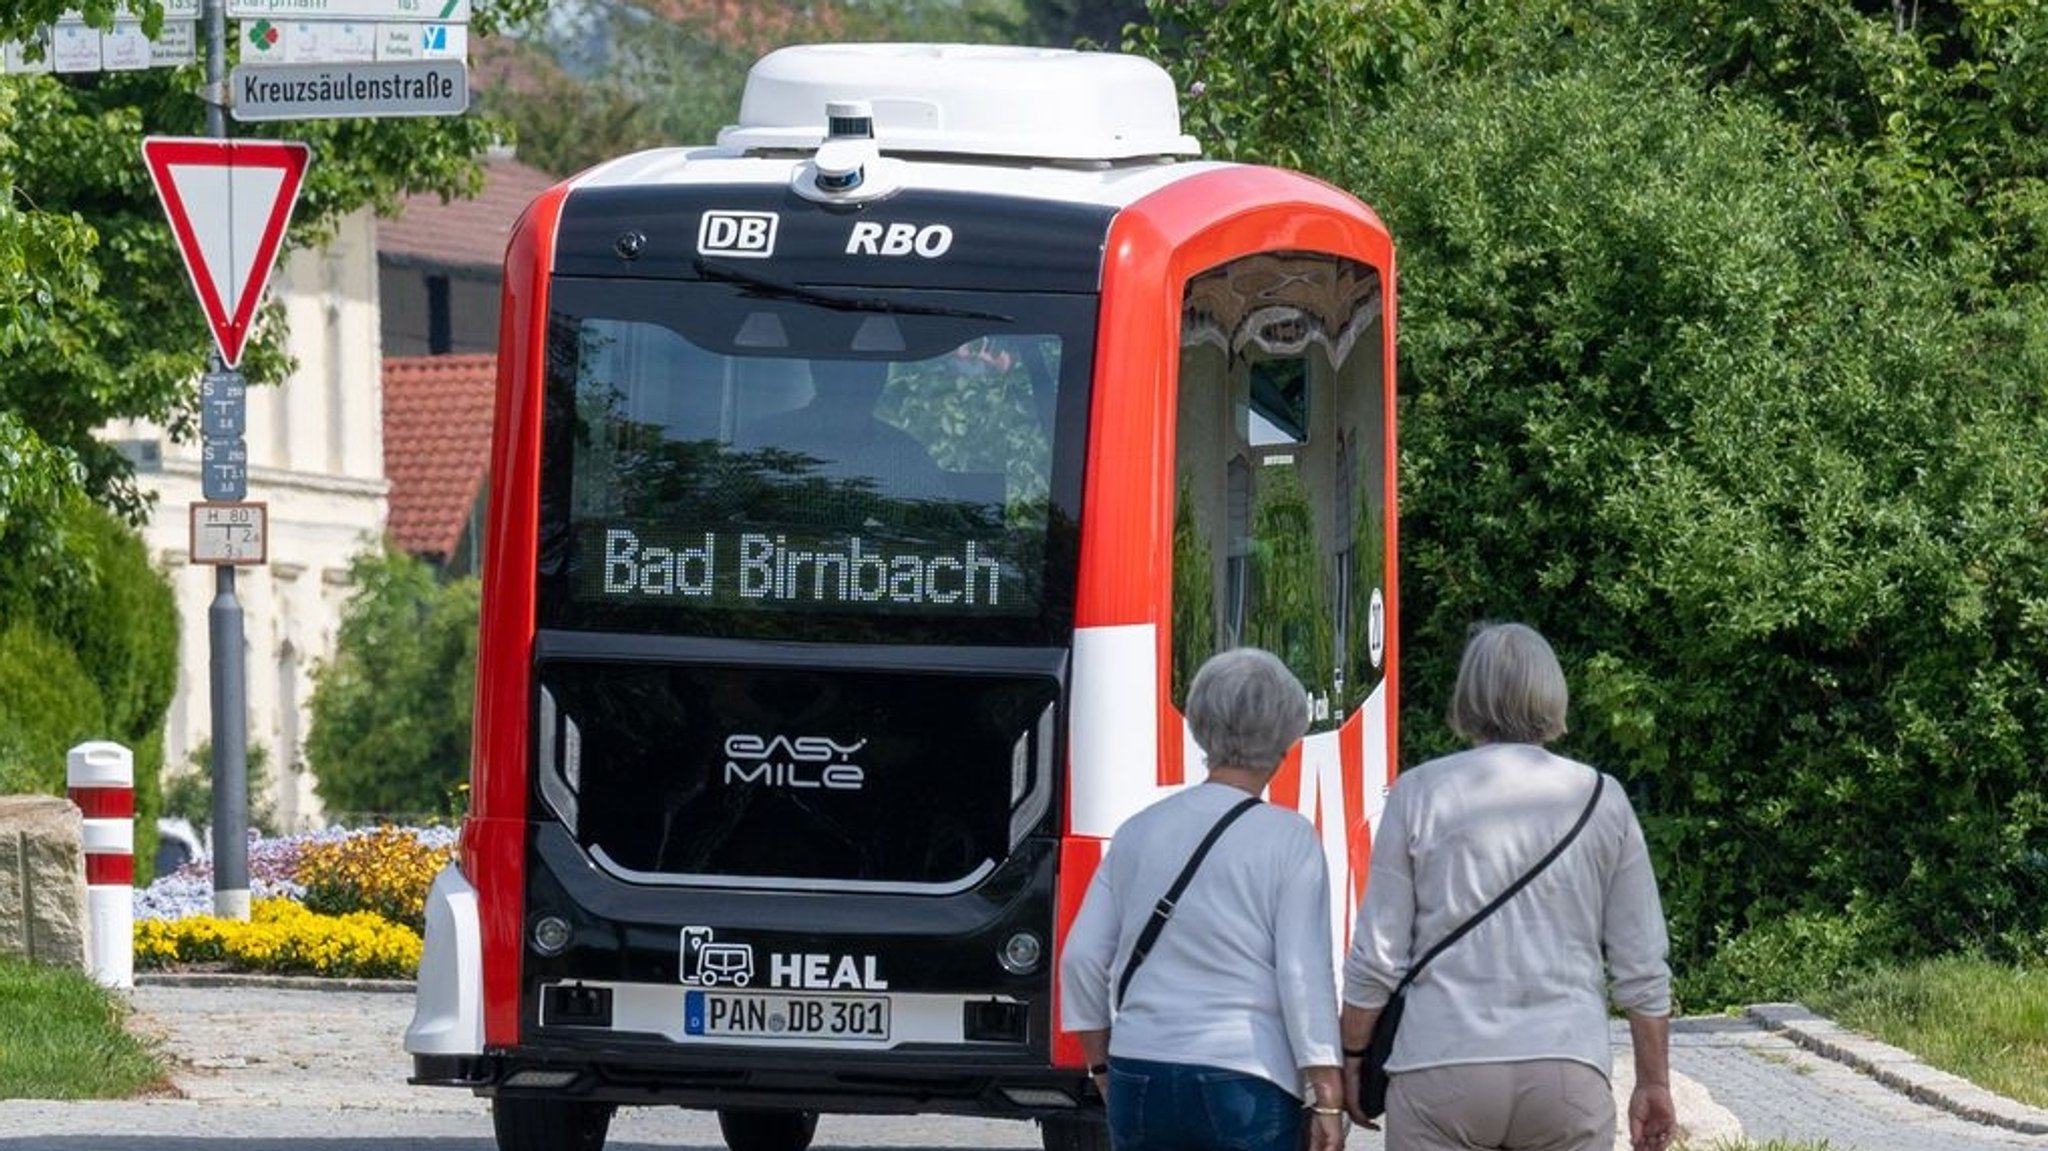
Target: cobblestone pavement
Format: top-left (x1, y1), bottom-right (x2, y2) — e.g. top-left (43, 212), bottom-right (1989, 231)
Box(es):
top-left (9, 978), bottom-right (2048, 1151)
top-left (1652, 1009), bottom-right (2048, 1150)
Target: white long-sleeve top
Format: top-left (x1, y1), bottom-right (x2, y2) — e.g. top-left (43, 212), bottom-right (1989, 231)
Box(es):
top-left (1059, 781), bottom-right (1341, 1098)
top-left (1342, 743), bottom-right (1671, 1078)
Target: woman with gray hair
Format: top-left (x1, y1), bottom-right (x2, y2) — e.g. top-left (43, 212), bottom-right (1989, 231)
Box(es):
top-left (1340, 622), bottom-right (1677, 1151)
top-left (1060, 647), bottom-right (1347, 1151)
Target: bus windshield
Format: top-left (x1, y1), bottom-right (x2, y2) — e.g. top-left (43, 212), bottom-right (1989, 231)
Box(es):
top-left (536, 279), bottom-right (1093, 645)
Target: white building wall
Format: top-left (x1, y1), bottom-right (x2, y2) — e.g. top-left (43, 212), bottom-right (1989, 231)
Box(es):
top-left (105, 208), bottom-right (388, 831)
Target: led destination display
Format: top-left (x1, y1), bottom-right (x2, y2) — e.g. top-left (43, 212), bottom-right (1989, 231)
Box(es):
top-left (585, 524), bottom-right (1029, 612)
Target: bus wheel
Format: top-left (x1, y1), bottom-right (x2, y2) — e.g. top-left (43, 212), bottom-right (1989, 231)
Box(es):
top-left (491, 1097), bottom-right (613, 1151)
top-left (1039, 1116), bottom-right (1111, 1151)
top-left (716, 1108), bottom-right (819, 1151)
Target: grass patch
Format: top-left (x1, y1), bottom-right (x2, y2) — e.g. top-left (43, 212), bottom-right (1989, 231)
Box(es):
top-left (1809, 955), bottom-right (2048, 1110)
top-left (0, 956), bottom-right (165, 1099)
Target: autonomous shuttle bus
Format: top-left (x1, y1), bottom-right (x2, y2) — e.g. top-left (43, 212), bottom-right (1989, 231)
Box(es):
top-left (404, 42), bottom-right (1400, 1151)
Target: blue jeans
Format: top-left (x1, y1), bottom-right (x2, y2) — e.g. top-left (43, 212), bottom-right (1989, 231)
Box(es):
top-left (1105, 1057), bottom-right (1303, 1151)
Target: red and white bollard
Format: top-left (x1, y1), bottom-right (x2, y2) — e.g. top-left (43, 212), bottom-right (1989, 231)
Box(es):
top-left (67, 741), bottom-right (134, 989)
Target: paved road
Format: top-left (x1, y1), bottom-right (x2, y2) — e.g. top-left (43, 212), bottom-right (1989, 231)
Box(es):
top-left (4, 980), bottom-right (2048, 1150)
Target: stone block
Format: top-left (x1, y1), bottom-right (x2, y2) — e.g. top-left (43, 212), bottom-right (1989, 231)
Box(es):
top-left (0, 795), bottom-right (89, 970)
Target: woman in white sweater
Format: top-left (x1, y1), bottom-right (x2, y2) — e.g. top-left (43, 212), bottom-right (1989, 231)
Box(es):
top-left (1341, 622), bottom-right (1677, 1151)
top-left (1060, 647), bottom-right (1347, 1151)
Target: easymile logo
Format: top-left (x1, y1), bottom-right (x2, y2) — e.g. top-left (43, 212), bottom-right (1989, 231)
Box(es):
top-left (698, 211), bottom-right (779, 259)
top-left (724, 734), bottom-right (867, 791)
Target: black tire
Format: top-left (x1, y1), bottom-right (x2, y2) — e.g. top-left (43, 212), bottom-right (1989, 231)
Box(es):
top-left (1040, 1115), bottom-right (1111, 1151)
top-left (491, 1096), bottom-right (614, 1151)
top-left (717, 1108), bottom-right (820, 1151)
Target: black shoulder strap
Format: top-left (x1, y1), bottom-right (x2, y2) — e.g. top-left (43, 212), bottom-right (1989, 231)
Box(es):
top-left (1114, 795), bottom-right (1262, 1010)
top-left (1392, 772), bottom-right (1605, 996)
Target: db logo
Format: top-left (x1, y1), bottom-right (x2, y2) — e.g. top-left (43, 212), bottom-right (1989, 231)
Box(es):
top-left (846, 221), bottom-right (955, 258)
top-left (698, 211), bottom-right (779, 259)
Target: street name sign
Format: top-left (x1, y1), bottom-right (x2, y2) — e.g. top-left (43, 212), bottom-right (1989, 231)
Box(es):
top-left (229, 58), bottom-right (467, 121)
top-left (227, 0), bottom-right (470, 21)
top-left (141, 137), bottom-right (310, 369)
top-left (189, 502), bottom-right (269, 565)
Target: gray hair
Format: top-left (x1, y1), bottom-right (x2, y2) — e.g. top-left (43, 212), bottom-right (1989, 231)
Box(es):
top-left (1448, 622), bottom-right (1569, 745)
top-left (1186, 648), bottom-right (1310, 773)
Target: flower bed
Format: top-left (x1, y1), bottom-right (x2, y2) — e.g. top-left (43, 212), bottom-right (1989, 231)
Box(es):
top-left (133, 825), bottom-right (456, 978)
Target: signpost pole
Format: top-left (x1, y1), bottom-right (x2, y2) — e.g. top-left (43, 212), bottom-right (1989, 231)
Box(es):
top-left (202, 0), bottom-right (251, 922)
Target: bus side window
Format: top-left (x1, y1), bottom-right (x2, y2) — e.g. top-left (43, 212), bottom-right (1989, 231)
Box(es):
top-left (1170, 253), bottom-right (1386, 731)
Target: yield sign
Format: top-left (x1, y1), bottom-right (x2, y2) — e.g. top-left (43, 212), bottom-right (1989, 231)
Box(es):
top-left (141, 137), bottom-right (310, 368)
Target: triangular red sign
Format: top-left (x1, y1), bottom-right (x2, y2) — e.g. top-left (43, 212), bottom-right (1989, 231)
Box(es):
top-left (141, 137), bottom-right (311, 369)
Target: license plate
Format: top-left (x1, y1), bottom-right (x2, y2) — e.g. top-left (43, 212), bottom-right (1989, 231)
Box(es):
top-left (684, 990), bottom-right (891, 1041)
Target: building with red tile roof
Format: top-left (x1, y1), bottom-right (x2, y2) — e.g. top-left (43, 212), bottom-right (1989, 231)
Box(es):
top-left (378, 151), bottom-right (561, 357)
top-left (377, 152), bottom-right (552, 572)
top-left (382, 353), bottom-right (496, 574)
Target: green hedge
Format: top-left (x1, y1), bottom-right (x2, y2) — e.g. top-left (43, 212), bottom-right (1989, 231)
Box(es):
top-left (1140, 3), bottom-right (2048, 999)
top-left (0, 498), bottom-right (177, 879)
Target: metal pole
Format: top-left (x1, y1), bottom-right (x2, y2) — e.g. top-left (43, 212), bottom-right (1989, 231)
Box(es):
top-left (204, 0), bottom-right (224, 138)
top-left (202, 0), bottom-right (250, 921)
top-left (208, 566), bottom-right (249, 918)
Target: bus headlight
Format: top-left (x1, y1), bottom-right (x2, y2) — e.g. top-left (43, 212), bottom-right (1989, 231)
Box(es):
top-left (999, 931), bottom-right (1042, 974)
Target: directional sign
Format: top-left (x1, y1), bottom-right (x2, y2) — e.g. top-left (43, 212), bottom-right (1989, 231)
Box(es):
top-left (2, 30), bottom-right (53, 73)
top-left (242, 18), bottom-right (378, 63)
top-left (379, 21), bottom-right (462, 59)
top-left (16, 5), bottom-right (198, 73)
top-left (51, 23), bottom-right (99, 70)
top-left (227, 0), bottom-right (470, 22)
top-left (56, 0), bottom-right (201, 21)
top-left (189, 502), bottom-right (268, 566)
top-left (141, 137), bottom-right (309, 368)
top-left (229, 58), bottom-right (467, 121)
top-left (237, 19), bottom-right (463, 64)
top-left (102, 21), bottom-right (155, 69)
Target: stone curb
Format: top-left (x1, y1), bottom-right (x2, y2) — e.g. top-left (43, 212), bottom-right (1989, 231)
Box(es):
top-left (134, 972), bottom-right (417, 994)
top-left (1746, 1002), bottom-right (2048, 1135)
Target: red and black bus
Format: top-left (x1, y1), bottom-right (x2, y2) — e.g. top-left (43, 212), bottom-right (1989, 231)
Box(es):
top-left (406, 41), bottom-right (1399, 1151)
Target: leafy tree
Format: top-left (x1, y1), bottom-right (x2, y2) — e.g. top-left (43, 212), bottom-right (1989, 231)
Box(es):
top-left (0, 0), bottom-right (538, 858)
top-left (162, 740), bottom-right (278, 838)
top-left (305, 546), bottom-right (479, 823)
top-left (1139, 2), bottom-right (2048, 991)
top-left (1139, 0), bottom-right (1434, 171)
top-left (1019, 0), bottom-right (1150, 48)
top-left (489, 0), bottom-right (1028, 177)
top-left (0, 0), bottom-right (541, 552)
top-left (1632, 1), bottom-right (2048, 285)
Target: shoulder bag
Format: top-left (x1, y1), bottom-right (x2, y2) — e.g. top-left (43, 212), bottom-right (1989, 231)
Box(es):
top-left (1114, 794), bottom-right (1261, 1010)
top-left (1353, 772), bottom-right (1605, 1120)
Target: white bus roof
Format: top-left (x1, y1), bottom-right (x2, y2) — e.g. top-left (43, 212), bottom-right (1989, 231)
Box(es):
top-left (718, 43), bottom-right (1203, 163)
